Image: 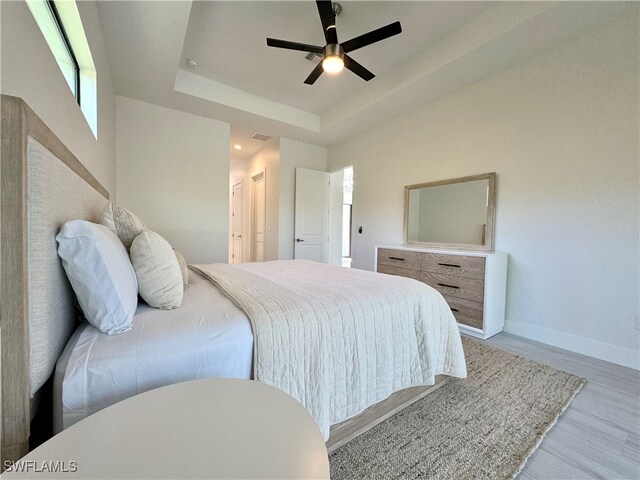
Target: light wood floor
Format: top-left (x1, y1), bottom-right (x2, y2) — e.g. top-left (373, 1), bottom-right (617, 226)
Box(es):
top-left (485, 333), bottom-right (639, 480)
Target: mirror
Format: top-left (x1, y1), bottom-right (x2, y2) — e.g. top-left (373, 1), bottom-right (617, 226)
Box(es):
top-left (404, 172), bottom-right (495, 251)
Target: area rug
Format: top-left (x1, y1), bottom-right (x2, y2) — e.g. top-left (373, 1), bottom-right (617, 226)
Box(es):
top-left (329, 337), bottom-right (585, 480)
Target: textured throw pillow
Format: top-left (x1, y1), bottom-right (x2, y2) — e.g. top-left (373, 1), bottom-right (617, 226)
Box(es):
top-left (99, 202), bottom-right (146, 251)
top-left (56, 220), bottom-right (138, 335)
top-left (174, 249), bottom-right (189, 286)
top-left (130, 231), bottom-right (184, 309)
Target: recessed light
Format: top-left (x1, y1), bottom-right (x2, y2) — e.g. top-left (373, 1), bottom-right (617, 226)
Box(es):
top-left (233, 144), bottom-right (242, 150)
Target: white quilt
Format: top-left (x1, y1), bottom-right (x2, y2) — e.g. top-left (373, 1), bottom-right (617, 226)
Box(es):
top-left (191, 260), bottom-right (467, 440)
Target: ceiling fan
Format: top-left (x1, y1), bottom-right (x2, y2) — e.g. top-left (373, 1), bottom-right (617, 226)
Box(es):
top-left (266, 0), bottom-right (402, 85)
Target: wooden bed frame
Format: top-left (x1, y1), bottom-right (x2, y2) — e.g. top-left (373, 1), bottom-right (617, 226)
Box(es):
top-left (0, 95), bottom-right (446, 467)
top-left (327, 378), bottom-right (447, 453)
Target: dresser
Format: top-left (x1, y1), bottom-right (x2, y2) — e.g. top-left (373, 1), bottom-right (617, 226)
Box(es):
top-left (376, 246), bottom-right (508, 339)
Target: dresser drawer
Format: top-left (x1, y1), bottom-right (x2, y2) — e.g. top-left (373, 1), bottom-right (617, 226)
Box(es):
top-left (377, 248), bottom-right (422, 271)
top-left (376, 246), bottom-right (507, 339)
top-left (421, 272), bottom-right (484, 303)
top-left (421, 253), bottom-right (485, 280)
top-left (452, 312), bottom-right (483, 330)
top-left (377, 264), bottom-right (421, 280)
top-left (443, 295), bottom-right (484, 330)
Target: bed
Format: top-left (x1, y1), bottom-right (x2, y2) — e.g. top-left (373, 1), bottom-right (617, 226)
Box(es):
top-left (0, 95), bottom-right (466, 467)
top-left (54, 270), bottom-right (254, 432)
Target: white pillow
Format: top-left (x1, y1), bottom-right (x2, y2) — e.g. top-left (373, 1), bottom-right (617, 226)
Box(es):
top-left (130, 231), bottom-right (184, 309)
top-left (99, 202), bottom-right (146, 251)
top-left (56, 220), bottom-right (138, 335)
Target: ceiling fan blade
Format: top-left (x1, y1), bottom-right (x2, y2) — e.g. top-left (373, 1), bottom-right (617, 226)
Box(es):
top-left (341, 21), bottom-right (402, 53)
top-left (304, 62), bottom-right (324, 85)
top-left (316, 0), bottom-right (338, 44)
top-left (344, 55), bottom-right (375, 81)
top-left (266, 38), bottom-right (324, 54)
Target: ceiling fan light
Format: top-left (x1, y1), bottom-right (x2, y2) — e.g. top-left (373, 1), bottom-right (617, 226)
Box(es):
top-left (322, 55), bottom-right (344, 74)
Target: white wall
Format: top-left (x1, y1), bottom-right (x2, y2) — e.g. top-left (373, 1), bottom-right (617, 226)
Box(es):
top-left (116, 96), bottom-right (230, 264)
top-left (279, 138), bottom-right (327, 260)
top-left (328, 15), bottom-right (639, 368)
top-left (230, 139), bottom-right (281, 262)
top-left (1, 1), bottom-right (116, 194)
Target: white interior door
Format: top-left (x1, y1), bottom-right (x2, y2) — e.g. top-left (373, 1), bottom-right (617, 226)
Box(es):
top-left (252, 171), bottom-right (266, 262)
top-left (231, 181), bottom-right (243, 264)
top-left (294, 168), bottom-right (329, 262)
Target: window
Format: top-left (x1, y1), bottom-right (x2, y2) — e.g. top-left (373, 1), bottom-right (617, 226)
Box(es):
top-left (26, 0), bottom-right (98, 137)
top-left (27, 1), bottom-right (79, 101)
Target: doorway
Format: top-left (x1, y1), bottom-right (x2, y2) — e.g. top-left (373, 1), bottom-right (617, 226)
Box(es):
top-left (329, 165), bottom-right (354, 267)
top-left (251, 170), bottom-right (266, 262)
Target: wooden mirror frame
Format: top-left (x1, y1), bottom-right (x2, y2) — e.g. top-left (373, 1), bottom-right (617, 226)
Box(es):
top-left (403, 172), bottom-right (496, 252)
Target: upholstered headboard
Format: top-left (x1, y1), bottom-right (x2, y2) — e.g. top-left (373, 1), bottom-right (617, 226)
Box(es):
top-left (1, 95), bottom-right (109, 465)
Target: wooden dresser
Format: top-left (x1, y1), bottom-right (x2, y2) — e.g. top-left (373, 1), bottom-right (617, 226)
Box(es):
top-left (376, 246), bottom-right (508, 339)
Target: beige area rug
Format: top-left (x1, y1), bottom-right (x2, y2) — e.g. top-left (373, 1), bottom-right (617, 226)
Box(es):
top-left (329, 337), bottom-right (585, 480)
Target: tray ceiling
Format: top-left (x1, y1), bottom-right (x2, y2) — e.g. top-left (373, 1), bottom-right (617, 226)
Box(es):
top-left (97, 1), bottom-right (634, 161)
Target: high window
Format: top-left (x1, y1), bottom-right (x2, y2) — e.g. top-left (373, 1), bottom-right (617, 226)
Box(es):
top-left (26, 0), bottom-right (98, 137)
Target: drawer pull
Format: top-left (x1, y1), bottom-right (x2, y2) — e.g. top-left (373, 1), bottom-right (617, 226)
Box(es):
top-left (437, 283), bottom-right (460, 289)
top-left (438, 263), bottom-right (461, 268)
top-left (450, 308), bottom-right (459, 312)
top-left (388, 256), bottom-right (405, 261)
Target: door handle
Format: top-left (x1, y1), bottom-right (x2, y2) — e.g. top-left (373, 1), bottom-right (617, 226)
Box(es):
top-left (296, 238), bottom-right (305, 242)
top-left (237, 235), bottom-right (242, 238)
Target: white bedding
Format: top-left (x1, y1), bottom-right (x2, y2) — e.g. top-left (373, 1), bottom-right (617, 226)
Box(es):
top-left (192, 260), bottom-right (467, 440)
top-left (54, 271), bottom-right (253, 432)
top-left (56, 260), bottom-right (466, 439)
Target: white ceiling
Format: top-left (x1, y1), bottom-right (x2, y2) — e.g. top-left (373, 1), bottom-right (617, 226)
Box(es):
top-left (97, 1), bottom-right (634, 162)
top-left (181, 1), bottom-right (494, 114)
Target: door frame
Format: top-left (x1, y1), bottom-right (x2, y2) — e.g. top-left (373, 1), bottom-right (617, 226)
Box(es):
top-left (327, 162), bottom-right (356, 267)
top-left (250, 168), bottom-right (267, 262)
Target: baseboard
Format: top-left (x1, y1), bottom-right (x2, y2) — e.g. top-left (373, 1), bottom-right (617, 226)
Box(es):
top-left (504, 321), bottom-right (640, 370)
